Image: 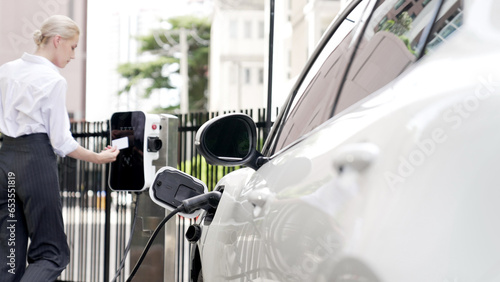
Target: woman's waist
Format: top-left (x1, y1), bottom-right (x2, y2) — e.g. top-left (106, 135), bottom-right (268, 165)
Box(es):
top-left (1, 133), bottom-right (51, 146)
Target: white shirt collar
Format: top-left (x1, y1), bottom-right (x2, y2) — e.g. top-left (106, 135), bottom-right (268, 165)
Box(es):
top-left (21, 52), bottom-right (60, 73)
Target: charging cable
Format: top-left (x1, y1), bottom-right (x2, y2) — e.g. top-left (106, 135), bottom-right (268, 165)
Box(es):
top-left (126, 191), bottom-right (222, 282)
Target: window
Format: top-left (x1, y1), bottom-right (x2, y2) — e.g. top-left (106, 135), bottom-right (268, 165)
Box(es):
top-left (394, 0), bottom-right (406, 10)
top-left (378, 16), bottom-right (388, 30)
top-left (244, 20), bottom-right (252, 38)
top-left (264, 0), bottom-right (369, 155)
top-left (258, 21), bottom-right (265, 39)
top-left (244, 68), bottom-right (251, 84)
top-left (333, 0), bottom-right (464, 114)
top-left (264, 0), bottom-right (465, 156)
top-left (427, 9), bottom-right (463, 51)
top-left (229, 20), bottom-right (238, 39)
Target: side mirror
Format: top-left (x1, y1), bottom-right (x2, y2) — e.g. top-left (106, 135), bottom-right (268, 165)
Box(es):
top-left (195, 113), bottom-right (268, 170)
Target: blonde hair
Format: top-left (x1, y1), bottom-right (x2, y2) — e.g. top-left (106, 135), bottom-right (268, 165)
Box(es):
top-left (33, 15), bottom-right (80, 46)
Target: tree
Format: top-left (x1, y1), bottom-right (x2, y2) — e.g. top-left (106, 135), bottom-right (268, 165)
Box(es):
top-left (117, 15), bottom-right (210, 113)
top-left (380, 11), bottom-right (415, 54)
top-left (380, 11), bottom-right (412, 36)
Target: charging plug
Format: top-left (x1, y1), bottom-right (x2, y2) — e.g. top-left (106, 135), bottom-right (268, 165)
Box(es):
top-left (178, 191), bottom-right (222, 214)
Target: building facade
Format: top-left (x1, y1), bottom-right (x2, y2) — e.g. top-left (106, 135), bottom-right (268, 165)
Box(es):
top-left (208, 0), bottom-right (345, 113)
top-left (208, 0), bottom-right (267, 112)
top-left (0, 0), bottom-right (88, 121)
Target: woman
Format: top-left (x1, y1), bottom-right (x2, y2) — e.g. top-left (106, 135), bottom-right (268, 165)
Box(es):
top-left (0, 15), bottom-right (119, 281)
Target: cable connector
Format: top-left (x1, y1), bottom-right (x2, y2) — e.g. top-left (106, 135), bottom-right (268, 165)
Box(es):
top-left (178, 191), bottom-right (222, 214)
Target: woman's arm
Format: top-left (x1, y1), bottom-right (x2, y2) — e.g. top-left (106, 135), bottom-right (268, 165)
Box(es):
top-left (67, 145), bottom-right (119, 164)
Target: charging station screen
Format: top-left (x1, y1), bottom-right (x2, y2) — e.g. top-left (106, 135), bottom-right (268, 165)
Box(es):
top-left (109, 111), bottom-right (146, 191)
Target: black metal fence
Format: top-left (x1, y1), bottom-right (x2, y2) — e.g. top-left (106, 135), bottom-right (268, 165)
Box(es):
top-left (0, 108), bottom-right (271, 281)
top-left (57, 121), bottom-right (110, 282)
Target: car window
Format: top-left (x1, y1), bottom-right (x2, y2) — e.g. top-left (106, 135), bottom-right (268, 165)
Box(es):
top-left (265, 0), bottom-right (463, 156)
top-left (333, 0), bottom-right (464, 114)
top-left (265, 0), bottom-right (372, 155)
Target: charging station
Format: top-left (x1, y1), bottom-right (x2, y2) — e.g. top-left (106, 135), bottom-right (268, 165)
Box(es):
top-left (108, 111), bottom-right (209, 281)
top-left (109, 111), bottom-right (171, 191)
top-left (107, 111), bottom-right (220, 281)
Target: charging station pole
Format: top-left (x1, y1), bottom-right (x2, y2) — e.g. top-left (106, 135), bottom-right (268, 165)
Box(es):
top-left (128, 114), bottom-right (179, 282)
top-left (159, 115), bottom-right (179, 282)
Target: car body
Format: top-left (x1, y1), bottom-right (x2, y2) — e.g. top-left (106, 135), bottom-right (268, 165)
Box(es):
top-left (190, 0), bottom-right (500, 281)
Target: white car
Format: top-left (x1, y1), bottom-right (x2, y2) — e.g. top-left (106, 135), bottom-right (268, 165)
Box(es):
top-left (188, 0), bottom-right (500, 281)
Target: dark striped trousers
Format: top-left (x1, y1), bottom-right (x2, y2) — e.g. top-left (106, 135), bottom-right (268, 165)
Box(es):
top-left (0, 133), bottom-right (70, 282)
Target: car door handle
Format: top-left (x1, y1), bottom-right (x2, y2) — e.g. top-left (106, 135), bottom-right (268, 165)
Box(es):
top-left (332, 142), bottom-right (379, 173)
top-left (248, 188), bottom-right (274, 217)
top-left (248, 188), bottom-right (272, 208)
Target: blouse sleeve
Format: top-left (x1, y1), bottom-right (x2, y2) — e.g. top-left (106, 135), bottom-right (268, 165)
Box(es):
top-left (42, 79), bottom-right (79, 157)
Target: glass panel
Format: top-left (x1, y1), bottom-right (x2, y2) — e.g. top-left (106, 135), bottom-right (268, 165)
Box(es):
top-left (394, 0), bottom-right (407, 10)
top-left (427, 9), bottom-right (463, 51)
top-left (268, 1), bottom-right (370, 155)
top-left (333, 0), bottom-right (464, 114)
top-left (109, 111), bottom-right (146, 191)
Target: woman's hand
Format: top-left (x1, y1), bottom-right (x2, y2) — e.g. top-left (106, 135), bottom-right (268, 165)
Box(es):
top-left (97, 146), bottom-right (119, 164)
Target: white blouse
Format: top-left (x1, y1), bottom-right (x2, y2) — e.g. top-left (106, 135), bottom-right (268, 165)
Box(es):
top-left (0, 53), bottom-right (79, 157)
